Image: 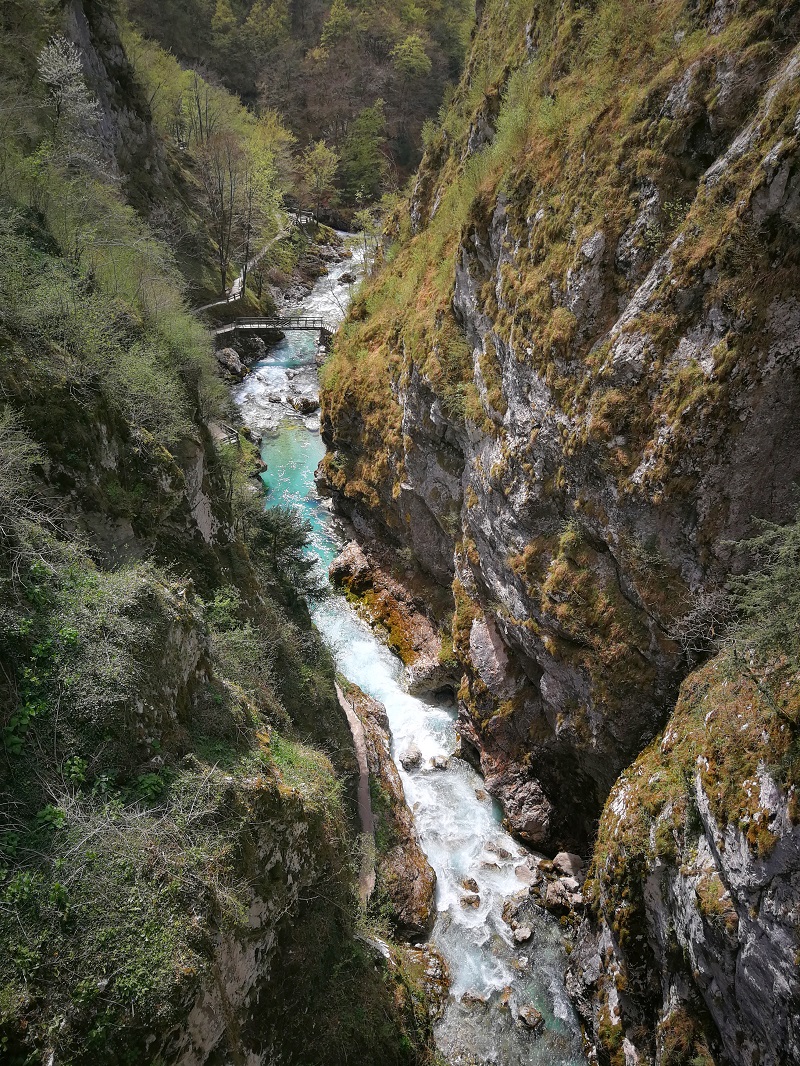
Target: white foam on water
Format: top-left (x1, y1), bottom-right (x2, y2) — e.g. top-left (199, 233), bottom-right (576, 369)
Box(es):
top-left (233, 244), bottom-right (587, 1066)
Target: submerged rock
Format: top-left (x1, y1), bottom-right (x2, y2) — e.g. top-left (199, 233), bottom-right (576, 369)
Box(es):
top-left (289, 395), bottom-right (320, 414)
top-left (461, 990), bottom-right (489, 1007)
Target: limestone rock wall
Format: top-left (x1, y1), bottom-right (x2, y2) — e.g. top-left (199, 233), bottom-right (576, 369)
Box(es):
top-left (347, 683), bottom-right (437, 937)
top-left (321, 2), bottom-right (800, 1059)
top-left (322, 0), bottom-right (800, 853)
top-left (568, 657), bottom-right (800, 1065)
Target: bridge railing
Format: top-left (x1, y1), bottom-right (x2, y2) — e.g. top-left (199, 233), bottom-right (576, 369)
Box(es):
top-left (215, 316), bottom-right (335, 336)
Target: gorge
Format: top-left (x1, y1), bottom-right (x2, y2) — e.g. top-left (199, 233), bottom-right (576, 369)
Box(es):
top-left (1, 0), bottom-right (799, 1065)
top-left (233, 248), bottom-right (586, 1065)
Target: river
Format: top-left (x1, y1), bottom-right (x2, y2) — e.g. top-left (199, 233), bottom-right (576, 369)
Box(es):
top-left (233, 242), bottom-right (586, 1066)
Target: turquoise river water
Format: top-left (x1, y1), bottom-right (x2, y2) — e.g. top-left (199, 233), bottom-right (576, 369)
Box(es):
top-left (233, 246), bottom-right (586, 1066)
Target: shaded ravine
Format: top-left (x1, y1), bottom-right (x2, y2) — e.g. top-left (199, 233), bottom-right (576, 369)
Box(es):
top-left (233, 243), bottom-right (586, 1066)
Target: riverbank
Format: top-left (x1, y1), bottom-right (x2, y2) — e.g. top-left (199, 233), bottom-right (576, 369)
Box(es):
top-left (229, 238), bottom-right (587, 1065)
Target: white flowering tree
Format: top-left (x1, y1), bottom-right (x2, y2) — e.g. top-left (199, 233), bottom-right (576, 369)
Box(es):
top-left (37, 35), bottom-right (100, 152)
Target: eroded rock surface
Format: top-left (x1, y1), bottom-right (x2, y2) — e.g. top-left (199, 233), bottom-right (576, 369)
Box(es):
top-left (345, 684), bottom-right (437, 937)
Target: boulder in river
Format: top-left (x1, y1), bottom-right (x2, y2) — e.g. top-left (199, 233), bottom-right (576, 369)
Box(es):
top-left (518, 1004), bottom-right (544, 1034)
top-left (552, 851), bottom-right (584, 879)
top-left (544, 877), bottom-right (584, 915)
top-left (290, 395), bottom-right (320, 414)
top-left (514, 862), bottom-right (537, 886)
top-left (460, 877), bottom-right (479, 893)
top-left (329, 541), bottom-right (372, 594)
top-left (513, 925), bottom-right (532, 943)
top-left (461, 990), bottom-right (489, 1008)
top-left (399, 744), bottom-right (422, 770)
top-left (236, 335), bottom-right (269, 361)
top-left (460, 892), bottom-right (481, 908)
top-left (215, 346), bottom-right (247, 380)
top-left (485, 841), bottom-right (513, 861)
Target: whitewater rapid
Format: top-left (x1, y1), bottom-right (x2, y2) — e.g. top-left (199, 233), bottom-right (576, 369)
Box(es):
top-left (233, 241), bottom-right (586, 1066)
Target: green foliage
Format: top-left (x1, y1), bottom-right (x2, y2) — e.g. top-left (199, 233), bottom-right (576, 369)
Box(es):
top-left (302, 139), bottom-right (340, 219)
top-left (0, 10), bottom-right (441, 1064)
top-left (340, 101), bottom-right (388, 203)
top-left (127, 0), bottom-right (474, 201)
top-left (250, 505), bottom-right (328, 600)
top-left (392, 34), bottom-right (433, 78)
top-left (729, 507), bottom-right (800, 663)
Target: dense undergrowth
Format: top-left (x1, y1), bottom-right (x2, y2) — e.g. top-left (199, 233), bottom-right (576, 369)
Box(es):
top-left (0, 4), bottom-right (437, 1063)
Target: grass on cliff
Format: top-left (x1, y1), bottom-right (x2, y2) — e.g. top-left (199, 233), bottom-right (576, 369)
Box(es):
top-left (329, 0), bottom-right (800, 445)
top-left (326, 0), bottom-right (800, 480)
top-left (321, 0), bottom-right (800, 776)
top-left (585, 509), bottom-right (800, 1063)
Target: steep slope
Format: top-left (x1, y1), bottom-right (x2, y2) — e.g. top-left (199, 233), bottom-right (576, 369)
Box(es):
top-left (320, 1), bottom-right (800, 1061)
top-left (0, 4), bottom-right (437, 1063)
top-left (322, 0), bottom-right (800, 850)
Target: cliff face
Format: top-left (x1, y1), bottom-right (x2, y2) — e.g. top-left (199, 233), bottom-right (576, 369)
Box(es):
top-left (569, 653), bottom-right (800, 1066)
top-left (322, 0), bottom-right (800, 850)
top-left (320, 0), bottom-right (800, 1060)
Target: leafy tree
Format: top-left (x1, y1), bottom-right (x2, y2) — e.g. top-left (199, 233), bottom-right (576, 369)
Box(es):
top-left (391, 33), bottom-right (432, 78)
top-left (352, 204), bottom-right (382, 266)
top-left (211, 0), bottom-right (238, 40)
top-left (0, 407), bottom-right (48, 554)
top-left (244, 0), bottom-right (290, 54)
top-left (197, 131), bottom-right (247, 293)
top-left (339, 100), bottom-right (387, 203)
top-left (320, 0), bottom-right (358, 47)
top-left (301, 139), bottom-right (339, 220)
top-left (37, 36), bottom-right (98, 131)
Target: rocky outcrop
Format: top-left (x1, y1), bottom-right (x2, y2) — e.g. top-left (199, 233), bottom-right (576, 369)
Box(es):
top-left (329, 541), bottom-right (461, 697)
top-left (322, 0), bottom-right (800, 854)
top-left (157, 782), bottom-right (347, 1065)
top-left (321, 2), bottom-right (800, 1059)
top-left (568, 655), bottom-right (800, 1066)
top-left (344, 683), bottom-right (437, 937)
top-left (215, 346), bottom-right (248, 380)
top-left (64, 0), bottom-right (166, 192)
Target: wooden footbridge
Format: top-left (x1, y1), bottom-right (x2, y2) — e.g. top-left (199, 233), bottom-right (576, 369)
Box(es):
top-left (215, 316), bottom-right (335, 347)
